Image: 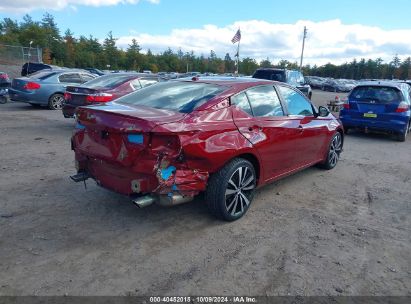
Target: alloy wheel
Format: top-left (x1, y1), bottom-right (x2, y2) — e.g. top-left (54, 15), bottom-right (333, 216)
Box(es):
top-left (329, 133), bottom-right (342, 167)
top-left (224, 166), bottom-right (256, 217)
top-left (50, 94), bottom-right (64, 110)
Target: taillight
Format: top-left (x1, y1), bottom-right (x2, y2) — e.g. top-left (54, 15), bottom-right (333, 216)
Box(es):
top-left (396, 102), bottom-right (409, 113)
top-left (64, 92), bottom-right (72, 100)
top-left (86, 93), bottom-right (113, 103)
top-left (23, 82), bottom-right (41, 90)
top-left (342, 98), bottom-right (350, 110)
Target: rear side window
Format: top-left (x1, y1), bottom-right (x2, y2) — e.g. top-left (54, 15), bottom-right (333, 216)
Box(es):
top-left (139, 78), bottom-right (158, 88)
top-left (350, 86), bottom-right (404, 104)
top-left (278, 85), bottom-right (313, 116)
top-left (245, 86), bottom-right (284, 117)
top-left (117, 81), bottom-right (227, 113)
top-left (231, 92), bottom-right (253, 116)
top-left (59, 73), bottom-right (82, 83)
top-left (81, 74), bottom-right (95, 82)
top-left (130, 79), bottom-right (142, 90)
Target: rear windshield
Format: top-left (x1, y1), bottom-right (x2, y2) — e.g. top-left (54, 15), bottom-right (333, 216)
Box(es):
top-left (117, 81), bottom-right (227, 113)
top-left (350, 86), bottom-right (404, 104)
top-left (253, 70), bottom-right (285, 82)
top-left (82, 74), bottom-right (135, 88)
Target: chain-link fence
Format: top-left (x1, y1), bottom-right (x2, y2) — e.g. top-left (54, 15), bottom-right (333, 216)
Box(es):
top-left (0, 44), bottom-right (43, 79)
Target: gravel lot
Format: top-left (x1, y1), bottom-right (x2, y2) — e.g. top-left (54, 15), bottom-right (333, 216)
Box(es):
top-left (0, 90), bottom-right (410, 296)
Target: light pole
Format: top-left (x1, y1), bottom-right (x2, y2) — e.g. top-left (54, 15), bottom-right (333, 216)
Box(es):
top-left (299, 27), bottom-right (307, 71)
top-left (27, 41), bottom-right (33, 75)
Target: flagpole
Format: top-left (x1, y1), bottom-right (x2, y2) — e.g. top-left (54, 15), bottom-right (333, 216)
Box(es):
top-left (236, 39), bottom-right (240, 75)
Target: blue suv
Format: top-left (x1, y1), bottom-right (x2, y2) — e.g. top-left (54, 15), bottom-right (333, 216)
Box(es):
top-left (340, 81), bottom-right (411, 141)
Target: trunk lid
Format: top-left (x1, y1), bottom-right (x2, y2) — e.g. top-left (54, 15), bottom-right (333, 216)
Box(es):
top-left (11, 77), bottom-right (31, 91)
top-left (65, 86), bottom-right (99, 106)
top-left (75, 103), bottom-right (186, 165)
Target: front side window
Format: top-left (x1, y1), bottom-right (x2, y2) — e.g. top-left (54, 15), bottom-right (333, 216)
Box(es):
top-left (231, 92), bottom-right (253, 116)
top-left (278, 85), bottom-right (313, 116)
top-left (245, 86), bottom-right (284, 117)
top-left (288, 71), bottom-right (298, 86)
top-left (117, 81), bottom-right (227, 113)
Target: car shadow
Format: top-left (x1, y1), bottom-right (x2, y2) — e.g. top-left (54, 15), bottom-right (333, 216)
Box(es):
top-left (346, 129), bottom-right (399, 142)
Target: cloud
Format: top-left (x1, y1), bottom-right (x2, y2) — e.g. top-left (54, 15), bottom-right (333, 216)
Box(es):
top-left (0, 0), bottom-right (159, 13)
top-left (116, 19), bottom-right (411, 65)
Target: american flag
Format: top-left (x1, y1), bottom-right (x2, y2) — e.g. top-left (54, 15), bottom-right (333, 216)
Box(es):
top-left (231, 29), bottom-right (241, 44)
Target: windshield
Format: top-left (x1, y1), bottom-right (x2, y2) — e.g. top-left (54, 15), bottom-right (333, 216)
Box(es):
top-left (350, 86), bottom-right (404, 104)
top-left (117, 81), bottom-right (227, 113)
top-left (82, 74), bottom-right (136, 88)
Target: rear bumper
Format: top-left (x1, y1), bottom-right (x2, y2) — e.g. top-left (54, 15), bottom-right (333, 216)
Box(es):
top-left (62, 103), bottom-right (76, 118)
top-left (74, 151), bottom-right (209, 197)
top-left (8, 89), bottom-right (45, 105)
top-left (9, 91), bottom-right (30, 103)
top-left (340, 114), bottom-right (409, 134)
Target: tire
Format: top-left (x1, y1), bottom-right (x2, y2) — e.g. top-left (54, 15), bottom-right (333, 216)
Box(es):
top-left (206, 158), bottom-right (256, 221)
top-left (320, 132), bottom-right (343, 170)
top-left (0, 96), bottom-right (7, 104)
top-left (397, 121), bottom-right (410, 142)
top-left (48, 93), bottom-right (64, 110)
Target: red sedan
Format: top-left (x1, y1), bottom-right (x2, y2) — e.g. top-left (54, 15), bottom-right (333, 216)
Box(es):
top-left (71, 77), bottom-right (343, 221)
top-left (62, 73), bottom-right (158, 118)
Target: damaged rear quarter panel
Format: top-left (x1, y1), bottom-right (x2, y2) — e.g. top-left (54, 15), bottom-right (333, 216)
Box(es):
top-left (152, 106), bottom-right (260, 193)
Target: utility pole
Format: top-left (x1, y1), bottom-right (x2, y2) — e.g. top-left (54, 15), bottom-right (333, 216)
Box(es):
top-left (299, 26), bottom-right (307, 71)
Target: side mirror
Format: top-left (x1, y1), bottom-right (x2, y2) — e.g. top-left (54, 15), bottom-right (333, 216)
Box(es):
top-left (318, 106), bottom-right (330, 117)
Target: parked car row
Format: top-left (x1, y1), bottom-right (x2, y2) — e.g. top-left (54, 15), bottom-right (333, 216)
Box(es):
top-left (9, 69), bottom-right (97, 109)
top-left (305, 76), bottom-right (357, 92)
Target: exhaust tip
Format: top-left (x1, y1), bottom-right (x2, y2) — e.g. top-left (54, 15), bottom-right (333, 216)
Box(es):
top-left (132, 195), bottom-right (155, 208)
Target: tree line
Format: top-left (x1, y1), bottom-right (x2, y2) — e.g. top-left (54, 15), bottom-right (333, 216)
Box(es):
top-left (1, 13), bottom-right (410, 79)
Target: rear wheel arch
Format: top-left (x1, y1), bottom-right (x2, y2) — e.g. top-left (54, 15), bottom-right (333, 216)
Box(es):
top-left (235, 153), bottom-right (261, 183)
top-left (336, 128), bottom-right (344, 145)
